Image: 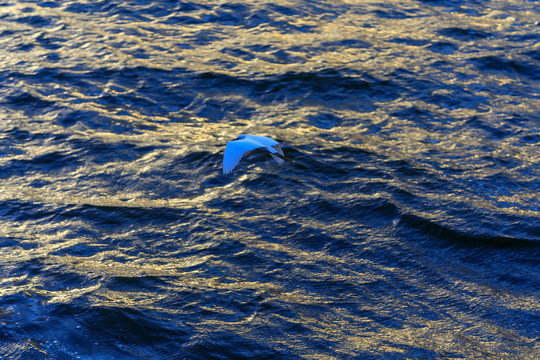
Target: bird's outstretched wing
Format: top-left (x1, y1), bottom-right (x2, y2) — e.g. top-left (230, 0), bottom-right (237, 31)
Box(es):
top-left (223, 138), bottom-right (266, 174)
top-left (241, 135), bottom-right (285, 165)
top-left (243, 135), bottom-right (279, 148)
top-left (269, 144), bottom-right (285, 164)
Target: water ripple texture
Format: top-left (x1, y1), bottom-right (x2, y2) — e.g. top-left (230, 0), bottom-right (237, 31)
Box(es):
top-left (0, 0), bottom-right (539, 359)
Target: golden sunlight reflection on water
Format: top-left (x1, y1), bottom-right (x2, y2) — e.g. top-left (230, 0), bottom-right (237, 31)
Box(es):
top-left (0, 0), bottom-right (539, 358)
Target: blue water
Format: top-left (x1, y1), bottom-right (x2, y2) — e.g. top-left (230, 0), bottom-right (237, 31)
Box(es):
top-left (0, 0), bottom-right (539, 359)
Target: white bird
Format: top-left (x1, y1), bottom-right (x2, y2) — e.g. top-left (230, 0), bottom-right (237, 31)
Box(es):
top-left (223, 135), bottom-right (290, 174)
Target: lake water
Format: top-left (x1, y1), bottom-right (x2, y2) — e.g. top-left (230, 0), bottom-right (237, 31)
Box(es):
top-left (0, 0), bottom-right (539, 359)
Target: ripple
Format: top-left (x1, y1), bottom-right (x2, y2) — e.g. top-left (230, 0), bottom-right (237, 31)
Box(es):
top-left (472, 55), bottom-right (540, 81)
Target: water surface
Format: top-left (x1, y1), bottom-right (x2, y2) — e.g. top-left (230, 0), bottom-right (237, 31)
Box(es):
top-left (0, 0), bottom-right (539, 358)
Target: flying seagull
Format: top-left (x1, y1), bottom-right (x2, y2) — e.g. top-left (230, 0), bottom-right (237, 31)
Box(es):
top-left (223, 135), bottom-right (291, 174)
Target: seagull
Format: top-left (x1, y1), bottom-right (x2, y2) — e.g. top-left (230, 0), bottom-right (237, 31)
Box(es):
top-left (223, 135), bottom-right (291, 174)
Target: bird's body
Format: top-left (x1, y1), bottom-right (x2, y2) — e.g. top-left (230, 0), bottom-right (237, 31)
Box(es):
top-left (223, 135), bottom-right (289, 174)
